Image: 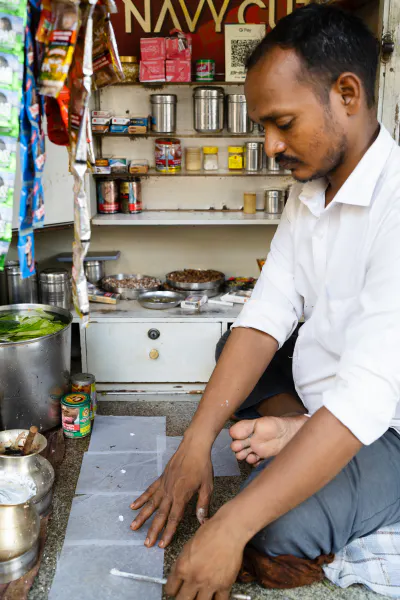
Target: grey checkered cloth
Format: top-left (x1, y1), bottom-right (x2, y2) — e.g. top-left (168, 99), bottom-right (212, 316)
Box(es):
top-left (324, 526), bottom-right (400, 596)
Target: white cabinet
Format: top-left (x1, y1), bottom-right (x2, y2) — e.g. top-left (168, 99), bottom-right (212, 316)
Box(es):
top-left (85, 321), bottom-right (222, 383)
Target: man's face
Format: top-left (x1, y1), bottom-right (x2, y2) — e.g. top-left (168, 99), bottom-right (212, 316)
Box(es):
top-left (245, 47), bottom-right (349, 183)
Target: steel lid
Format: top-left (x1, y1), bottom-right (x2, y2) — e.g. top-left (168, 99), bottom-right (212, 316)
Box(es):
top-left (150, 94), bottom-right (177, 104)
top-left (39, 268), bottom-right (69, 282)
top-left (193, 86), bottom-right (224, 99)
top-left (84, 260), bottom-right (103, 267)
top-left (245, 141), bottom-right (263, 149)
top-left (227, 94), bottom-right (247, 103)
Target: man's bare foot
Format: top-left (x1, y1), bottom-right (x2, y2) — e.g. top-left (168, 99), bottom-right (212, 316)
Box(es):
top-left (230, 415), bottom-right (308, 465)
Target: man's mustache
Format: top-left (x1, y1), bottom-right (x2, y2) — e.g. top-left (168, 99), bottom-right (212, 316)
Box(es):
top-left (275, 154), bottom-right (302, 166)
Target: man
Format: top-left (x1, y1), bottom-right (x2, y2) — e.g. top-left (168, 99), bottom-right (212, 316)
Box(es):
top-left (131, 4), bottom-right (400, 598)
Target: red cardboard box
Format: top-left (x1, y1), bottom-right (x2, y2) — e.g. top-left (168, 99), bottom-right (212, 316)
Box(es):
top-left (140, 59), bottom-right (165, 82)
top-left (166, 35), bottom-right (192, 60)
top-left (140, 37), bottom-right (166, 60)
top-left (166, 59), bottom-right (191, 82)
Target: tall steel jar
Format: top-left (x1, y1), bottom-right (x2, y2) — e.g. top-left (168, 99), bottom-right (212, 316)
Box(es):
top-left (193, 87), bottom-right (224, 133)
top-left (150, 94), bottom-right (177, 133)
top-left (0, 304), bottom-right (72, 432)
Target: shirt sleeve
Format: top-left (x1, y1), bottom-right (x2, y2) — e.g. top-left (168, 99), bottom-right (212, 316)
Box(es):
top-left (323, 206), bottom-right (400, 445)
top-left (232, 189), bottom-right (303, 348)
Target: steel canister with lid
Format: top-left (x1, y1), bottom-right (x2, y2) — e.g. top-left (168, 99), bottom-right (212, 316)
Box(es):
top-left (245, 142), bottom-right (263, 172)
top-left (61, 392), bottom-right (91, 439)
top-left (120, 179), bottom-right (142, 213)
top-left (84, 260), bottom-right (105, 285)
top-left (265, 189), bottom-right (286, 217)
top-left (226, 94), bottom-right (254, 134)
top-left (150, 94), bottom-right (177, 134)
top-left (6, 262), bottom-right (38, 304)
top-left (39, 268), bottom-right (71, 310)
top-left (193, 87), bottom-right (224, 134)
top-left (71, 373), bottom-right (97, 420)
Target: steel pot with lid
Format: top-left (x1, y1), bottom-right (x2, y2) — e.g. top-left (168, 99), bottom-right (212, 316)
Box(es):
top-left (0, 304), bottom-right (72, 432)
top-left (193, 86), bottom-right (224, 133)
top-left (5, 263), bottom-right (38, 304)
top-left (151, 94), bottom-right (177, 134)
top-left (226, 94), bottom-right (254, 134)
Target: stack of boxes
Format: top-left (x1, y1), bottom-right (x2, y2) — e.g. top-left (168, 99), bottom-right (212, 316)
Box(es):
top-left (140, 32), bottom-right (192, 83)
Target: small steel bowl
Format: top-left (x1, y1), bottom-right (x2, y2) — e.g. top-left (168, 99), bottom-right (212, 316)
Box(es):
top-left (138, 291), bottom-right (184, 310)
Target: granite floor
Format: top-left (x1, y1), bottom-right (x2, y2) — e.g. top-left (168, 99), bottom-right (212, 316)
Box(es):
top-left (28, 399), bottom-right (384, 600)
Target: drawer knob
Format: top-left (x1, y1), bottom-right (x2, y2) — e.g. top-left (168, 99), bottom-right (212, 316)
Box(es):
top-left (148, 329), bottom-right (160, 340)
top-left (149, 349), bottom-right (159, 360)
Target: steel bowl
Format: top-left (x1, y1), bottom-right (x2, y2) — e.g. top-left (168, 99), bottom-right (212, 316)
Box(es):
top-left (101, 274), bottom-right (161, 300)
top-left (166, 270), bottom-right (225, 291)
top-left (138, 291), bottom-right (184, 310)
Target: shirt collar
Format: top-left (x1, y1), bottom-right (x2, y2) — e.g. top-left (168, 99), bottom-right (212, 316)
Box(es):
top-left (299, 124), bottom-right (395, 213)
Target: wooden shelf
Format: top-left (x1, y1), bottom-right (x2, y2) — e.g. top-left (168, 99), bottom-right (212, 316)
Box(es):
top-left (112, 80), bottom-right (244, 88)
top-left (92, 169), bottom-right (288, 179)
top-left (94, 131), bottom-right (264, 139)
top-left (92, 211), bottom-right (281, 226)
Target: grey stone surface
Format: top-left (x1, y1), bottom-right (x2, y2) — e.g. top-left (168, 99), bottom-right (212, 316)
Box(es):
top-left (28, 400), bottom-right (383, 600)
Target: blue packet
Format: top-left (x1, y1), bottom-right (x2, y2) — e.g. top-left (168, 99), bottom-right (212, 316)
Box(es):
top-left (32, 176), bottom-right (44, 227)
top-left (18, 230), bottom-right (35, 278)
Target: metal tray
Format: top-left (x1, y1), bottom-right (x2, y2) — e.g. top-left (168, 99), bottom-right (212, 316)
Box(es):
top-left (166, 270), bottom-right (225, 291)
top-left (101, 274), bottom-right (161, 300)
top-left (138, 291), bottom-right (184, 310)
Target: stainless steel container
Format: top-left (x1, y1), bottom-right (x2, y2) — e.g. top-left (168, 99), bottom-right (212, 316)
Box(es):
top-left (0, 260), bottom-right (18, 305)
top-left (0, 304), bottom-right (72, 432)
top-left (151, 94), bottom-right (177, 134)
top-left (226, 94), bottom-right (254, 134)
top-left (6, 264), bottom-right (38, 304)
top-left (265, 190), bottom-right (285, 216)
top-left (39, 269), bottom-right (71, 310)
top-left (0, 495), bottom-right (40, 583)
top-left (193, 87), bottom-right (224, 134)
top-left (245, 142), bottom-right (263, 172)
top-left (84, 260), bottom-right (105, 285)
top-left (267, 156), bottom-right (281, 171)
top-left (0, 429), bottom-right (55, 517)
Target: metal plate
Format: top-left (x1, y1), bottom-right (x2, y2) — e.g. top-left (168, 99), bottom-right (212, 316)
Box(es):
top-left (166, 269), bottom-right (225, 290)
top-left (138, 291), bottom-right (184, 310)
top-left (101, 274), bottom-right (161, 300)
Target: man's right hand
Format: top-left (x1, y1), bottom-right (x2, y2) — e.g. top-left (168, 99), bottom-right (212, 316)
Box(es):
top-left (130, 440), bottom-right (214, 549)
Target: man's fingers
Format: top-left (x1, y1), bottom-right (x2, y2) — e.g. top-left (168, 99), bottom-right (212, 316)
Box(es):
top-left (144, 498), bottom-right (172, 546)
top-left (130, 479), bottom-right (160, 510)
top-left (231, 437), bottom-right (251, 453)
top-left (246, 452), bottom-right (261, 465)
top-left (196, 481), bottom-right (213, 525)
top-left (229, 419), bottom-right (256, 442)
top-left (197, 588), bottom-right (215, 600)
top-left (130, 492), bottom-right (163, 531)
top-left (165, 569), bottom-right (183, 598)
top-left (176, 582), bottom-right (198, 600)
top-left (159, 501), bottom-right (187, 548)
top-left (214, 591), bottom-right (230, 600)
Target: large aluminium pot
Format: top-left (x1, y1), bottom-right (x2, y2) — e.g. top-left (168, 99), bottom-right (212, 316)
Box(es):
top-left (0, 304), bottom-right (72, 432)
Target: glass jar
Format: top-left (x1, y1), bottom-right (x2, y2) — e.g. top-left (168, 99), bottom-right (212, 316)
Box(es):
top-left (203, 146), bottom-right (219, 171)
top-left (120, 56), bottom-right (139, 83)
top-left (228, 146), bottom-right (244, 170)
top-left (185, 147), bottom-right (202, 171)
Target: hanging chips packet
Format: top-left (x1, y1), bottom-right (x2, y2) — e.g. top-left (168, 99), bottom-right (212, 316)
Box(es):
top-left (92, 6), bottom-right (123, 89)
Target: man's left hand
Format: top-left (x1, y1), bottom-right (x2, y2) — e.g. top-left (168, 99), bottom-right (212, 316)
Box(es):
top-left (165, 512), bottom-right (244, 599)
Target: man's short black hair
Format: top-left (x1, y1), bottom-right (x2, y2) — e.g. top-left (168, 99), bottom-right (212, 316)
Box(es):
top-left (246, 3), bottom-right (379, 108)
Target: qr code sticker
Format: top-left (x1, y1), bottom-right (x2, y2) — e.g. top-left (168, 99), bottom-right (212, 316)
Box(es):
top-left (230, 39), bottom-right (260, 68)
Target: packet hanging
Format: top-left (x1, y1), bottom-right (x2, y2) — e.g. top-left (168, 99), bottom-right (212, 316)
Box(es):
top-left (18, 231), bottom-right (36, 278)
top-left (0, 53), bottom-right (23, 91)
top-left (0, 136), bottom-right (17, 172)
top-left (39, 0), bottom-right (79, 97)
top-left (92, 7), bottom-right (123, 90)
top-left (0, 89), bottom-right (22, 137)
top-left (0, 0), bottom-right (27, 18)
top-left (0, 13), bottom-right (25, 57)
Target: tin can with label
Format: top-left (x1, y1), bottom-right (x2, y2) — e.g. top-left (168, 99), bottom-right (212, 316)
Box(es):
top-left (71, 373), bottom-right (97, 420)
top-left (119, 179), bottom-right (142, 214)
top-left (61, 393), bottom-right (91, 439)
top-left (97, 180), bottom-right (119, 214)
top-left (196, 59), bottom-right (215, 81)
top-left (155, 138), bottom-right (182, 173)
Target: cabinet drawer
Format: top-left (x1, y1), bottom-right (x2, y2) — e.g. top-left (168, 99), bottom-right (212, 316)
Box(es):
top-left (85, 322), bottom-right (222, 383)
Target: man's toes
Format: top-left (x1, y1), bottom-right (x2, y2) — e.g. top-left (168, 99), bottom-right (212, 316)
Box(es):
top-left (230, 419), bottom-right (257, 441)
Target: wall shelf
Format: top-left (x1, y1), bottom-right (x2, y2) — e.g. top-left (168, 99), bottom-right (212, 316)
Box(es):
top-left (92, 211), bottom-right (281, 226)
top-left (93, 169), bottom-right (288, 179)
top-left (112, 80), bottom-right (244, 88)
top-left (94, 131), bottom-right (264, 139)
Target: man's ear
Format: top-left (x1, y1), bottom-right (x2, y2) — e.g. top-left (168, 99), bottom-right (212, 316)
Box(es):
top-left (333, 72), bottom-right (362, 114)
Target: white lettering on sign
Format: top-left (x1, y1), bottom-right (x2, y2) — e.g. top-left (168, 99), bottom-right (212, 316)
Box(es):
top-left (123, 0), bottom-right (304, 34)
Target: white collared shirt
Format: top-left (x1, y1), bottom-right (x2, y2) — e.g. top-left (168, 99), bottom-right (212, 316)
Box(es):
top-left (233, 125), bottom-right (400, 444)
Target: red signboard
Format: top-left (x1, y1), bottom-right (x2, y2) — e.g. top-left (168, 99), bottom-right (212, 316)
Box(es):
top-left (112, 0), bottom-right (307, 75)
